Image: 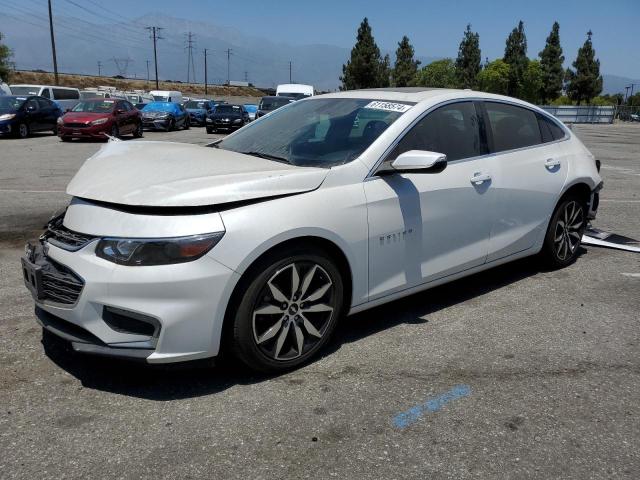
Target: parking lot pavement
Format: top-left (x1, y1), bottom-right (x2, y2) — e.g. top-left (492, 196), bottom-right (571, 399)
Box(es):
top-left (0, 124), bottom-right (639, 479)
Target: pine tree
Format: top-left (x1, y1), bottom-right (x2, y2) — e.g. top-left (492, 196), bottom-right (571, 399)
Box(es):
top-left (538, 22), bottom-right (564, 103)
top-left (0, 32), bottom-right (13, 81)
top-left (391, 36), bottom-right (420, 87)
top-left (340, 18), bottom-right (389, 90)
top-left (565, 30), bottom-right (603, 105)
top-left (455, 24), bottom-right (481, 88)
top-left (503, 20), bottom-right (528, 97)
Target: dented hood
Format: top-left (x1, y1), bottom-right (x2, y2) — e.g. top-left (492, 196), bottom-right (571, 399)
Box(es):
top-left (66, 141), bottom-right (328, 207)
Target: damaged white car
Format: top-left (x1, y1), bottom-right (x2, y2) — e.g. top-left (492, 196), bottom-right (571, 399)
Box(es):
top-left (22, 88), bottom-right (603, 372)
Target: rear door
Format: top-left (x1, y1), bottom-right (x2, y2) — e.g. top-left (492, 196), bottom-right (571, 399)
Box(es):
top-left (481, 101), bottom-right (569, 262)
top-left (24, 98), bottom-right (42, 131)
top-left (365, 101), bottom-right (497, 299)
top-left (36, 97), bottom-right (57, 130)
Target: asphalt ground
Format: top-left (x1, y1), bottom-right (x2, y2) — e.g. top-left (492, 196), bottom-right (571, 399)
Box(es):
top-left (0, 123), bottom-right (638, 479)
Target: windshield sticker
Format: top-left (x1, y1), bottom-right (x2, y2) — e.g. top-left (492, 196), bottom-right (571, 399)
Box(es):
top-left (364, 101), bottom-right (412, 113)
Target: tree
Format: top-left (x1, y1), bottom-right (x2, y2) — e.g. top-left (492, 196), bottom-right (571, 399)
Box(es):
top-left (565, 30), bottom-right (603, 105)
top-left (340, 18), bottom-right (390, 90)
top-left (414, 59), bottom-right (458, 88)
top-left (521, 60), bottom-right (543, 104)
top-left (538, 22), bottom-right (564, 103)
top-left (455, 24), bottom-right (481, 88)
top-left (503, 20), bottom-right (528, 97)
top-left (391, 36), bottom-right (420, 87)
top-left (477, 59), bottom-right (510, 95)
top-left (0, 32), bottom-right (13, 82)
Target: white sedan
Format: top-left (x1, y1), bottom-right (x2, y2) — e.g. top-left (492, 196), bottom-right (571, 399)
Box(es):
top-left (22, 88), bottom-right (602, 372)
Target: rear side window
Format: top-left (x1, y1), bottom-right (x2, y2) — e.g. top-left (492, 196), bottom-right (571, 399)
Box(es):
top-left (485, 102), bottom-right (542, 152)
top-left (52, 88), bottom-right (79, 100)
top-left (36, 98), bottom-right (51, 109)
top-left (40, 88), bottom-right (51, 99)
top-left (389, 101), bottom-right (484, 162)
top-left (538, 114), bottom-right (566, 143)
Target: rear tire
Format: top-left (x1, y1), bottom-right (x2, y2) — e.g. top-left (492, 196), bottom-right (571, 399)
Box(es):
top-left (60, 136), bottom-right (71, 142)
top-left (540, 195), bottom-right (587, 268)
top-left (229, 247), bottom-right (344, 373)
top-left (206, 127), bottom-right (213, 134)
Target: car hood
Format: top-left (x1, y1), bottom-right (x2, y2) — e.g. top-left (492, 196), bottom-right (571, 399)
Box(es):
top-left (66, 141), bottom-right (329, 207)
top-left (186, 108), bottom-right (206, 114)
top-left (63, 112), bottom-right (111, 122)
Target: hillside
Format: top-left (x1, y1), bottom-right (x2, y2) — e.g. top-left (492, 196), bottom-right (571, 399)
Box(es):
top-left (10, 71), bottom-right (265, 98)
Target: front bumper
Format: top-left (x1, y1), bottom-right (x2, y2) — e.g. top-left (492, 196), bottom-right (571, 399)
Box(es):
top-left (142, 117), bottom-right (170, 130)
top-left (58, 123), bottom-right (110, 138)
top-left (206, 119), bottom-right (243, 130)
top-left (23, 236), bottom-right (239, 364)
top-left (0, 120), bottom-right (16, 134)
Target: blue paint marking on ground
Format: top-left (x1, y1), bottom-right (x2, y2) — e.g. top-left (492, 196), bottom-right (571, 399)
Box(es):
top-left (393, 384), bottom-right (472, 429)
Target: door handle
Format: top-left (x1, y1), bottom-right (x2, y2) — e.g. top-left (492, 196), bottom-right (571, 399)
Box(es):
top-left (545, 158), bottom-right (561, 168)
top-left (470, 172), bottom-right (492, 184)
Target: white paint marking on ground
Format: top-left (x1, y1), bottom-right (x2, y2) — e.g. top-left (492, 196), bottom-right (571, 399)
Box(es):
top-left (621, 273), bottom-right (640, 278)
top-left (600, 199), bottom-right (640, 203)
top-left (0, 189), bottom-right (66, 193)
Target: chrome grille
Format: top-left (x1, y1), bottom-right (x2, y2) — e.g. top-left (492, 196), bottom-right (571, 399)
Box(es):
top-left (40, 259), bottom-right (84, 305)
top-left (42, 217), bottom-right (96, 252)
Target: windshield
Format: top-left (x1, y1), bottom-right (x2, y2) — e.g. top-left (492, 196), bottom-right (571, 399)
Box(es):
top-left (71, 100), bottom-right (115, 113)
top-left (219, 98), bottom-right (414, 168)
top-left (215, 105), bottom-right (242, 113)
top-left (185, 101), bottom-right (206, 109)
top-left (143, 102), bottom-right (176, 112)
top-left (10, 86), bottom-right (40, 96)
top-left (259, 97), bottom-right (292, 110)
top-left (278, 92), bottom-right (308, 100)
top-left (0, 96), bottom-right (26, 112)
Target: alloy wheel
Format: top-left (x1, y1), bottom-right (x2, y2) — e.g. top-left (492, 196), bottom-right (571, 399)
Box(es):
top-left (252, 262), bottom-right (336, 361)
top-left (553, 200), bottom-right (584, 261)
top-left (19, 123), bottom-right (28, 138)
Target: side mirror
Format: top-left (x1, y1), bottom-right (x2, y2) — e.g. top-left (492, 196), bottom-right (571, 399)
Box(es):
top-left (390, 150), bottom-right (447, 173)
top-left (26, 105), bottom-right (36, 112)
top-left (65, 108), bottom-right (71, 113)
top-left (114, 109), bottom-right (124, 115)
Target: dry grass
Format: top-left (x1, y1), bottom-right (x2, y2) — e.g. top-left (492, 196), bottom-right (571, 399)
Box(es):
top-left (11, 71), bottom-right (265, 98)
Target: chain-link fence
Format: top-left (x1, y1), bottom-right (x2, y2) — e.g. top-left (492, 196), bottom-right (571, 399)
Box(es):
top-left (615, 105), bottom-right (640, 122)
top-left (539, 105), bottom-right (616, 124)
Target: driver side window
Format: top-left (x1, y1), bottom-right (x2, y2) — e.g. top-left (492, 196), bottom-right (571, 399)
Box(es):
top-left (387, 101), bottom-right (485, 163)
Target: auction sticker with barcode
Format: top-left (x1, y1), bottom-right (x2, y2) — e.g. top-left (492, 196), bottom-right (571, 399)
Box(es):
top-left (363, 101), bottom-right (413, 113)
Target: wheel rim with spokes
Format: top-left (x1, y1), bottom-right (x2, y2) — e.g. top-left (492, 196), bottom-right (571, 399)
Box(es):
top-left (19, 124), bottom-right (28, 137)
top-left (554, 201), bottom-right (584, 260)
top-left (252, 262), bottom-right (335, 361)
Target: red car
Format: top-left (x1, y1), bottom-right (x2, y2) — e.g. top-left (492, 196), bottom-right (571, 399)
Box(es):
top-left (58, 98), bottom-right (143, 141)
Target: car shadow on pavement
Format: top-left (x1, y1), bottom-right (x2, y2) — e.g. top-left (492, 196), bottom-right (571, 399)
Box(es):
top-left (41, 249), bottom-right (586, 400)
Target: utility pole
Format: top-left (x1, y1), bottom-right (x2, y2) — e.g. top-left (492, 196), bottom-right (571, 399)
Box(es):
top-left (625, 85), bottom-right (631, 104)
top-left (146, 60), bottom-right (150, 84)
top-left (47, 0), bottom-right (59, 85)
top-left (146, 26), bottom-right (163, 89)
top-left (226, 48), bottom-right (232, 85)
top-left (97, 61), bottom-right (102, 76)
top-left (244, 71), bottom-right (248, 83)
top-left (203, 49), bottom-right (209, 95)
top-left (185, 32), bottom-right (196, 83)
top-left (289, 61), bottom-right (292, 83)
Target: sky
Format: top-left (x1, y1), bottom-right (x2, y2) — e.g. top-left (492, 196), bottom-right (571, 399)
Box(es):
top-left (76, 0), bottom-right (640, 79)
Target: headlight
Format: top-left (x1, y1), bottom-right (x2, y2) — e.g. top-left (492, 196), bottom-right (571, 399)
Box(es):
top-left (156, 113), bottom-right (170, 118)
top-left (206, 118), bottom-right (212, 123)
top-left (233, 118), bottom-right (242, 123)
top-left (90, 118), bottom-right (109, 125)
top-left (96, 232), bottom-right (224, 266)
top-left (57, 117), bottom-right (63, 124)
top-left (0, 113), bottom-right (16, 121)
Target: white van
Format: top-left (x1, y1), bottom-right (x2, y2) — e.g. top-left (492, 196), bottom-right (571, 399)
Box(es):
top-left (149, 90), bottom-right (183, 104)
top-left (276, 84), bottom-right (314, 100)
top-left (0, 80), bottom-right (10, 96)
top-left (9, 84), bottom-right (80, 109)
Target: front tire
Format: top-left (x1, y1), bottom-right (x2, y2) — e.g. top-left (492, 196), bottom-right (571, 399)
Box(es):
top-left (230, 248), bottom-right (344, 372)
top-left (110, 124), bottom-right (119, 139)
top-left (184, 118), bottom-right (190, 130)
top-left (541, 196), bottom-right (587, 268)
top-left (133, 122), bottom-right (143, 138)
top-left (17, 123), bottom-right (29, 139)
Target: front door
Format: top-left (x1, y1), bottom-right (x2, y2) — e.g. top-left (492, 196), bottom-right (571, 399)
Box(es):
top-left (365, 101), bottom-right (496, 300)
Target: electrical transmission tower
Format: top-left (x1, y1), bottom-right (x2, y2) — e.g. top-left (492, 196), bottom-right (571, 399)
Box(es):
top-left (112, 57), bottom-right (133, 77)
top-left (185, 32), bottom-right (196, 83)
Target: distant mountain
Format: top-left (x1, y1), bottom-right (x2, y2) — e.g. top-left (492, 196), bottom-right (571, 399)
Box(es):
top-left (0, 12), bottom-right (633, 93)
